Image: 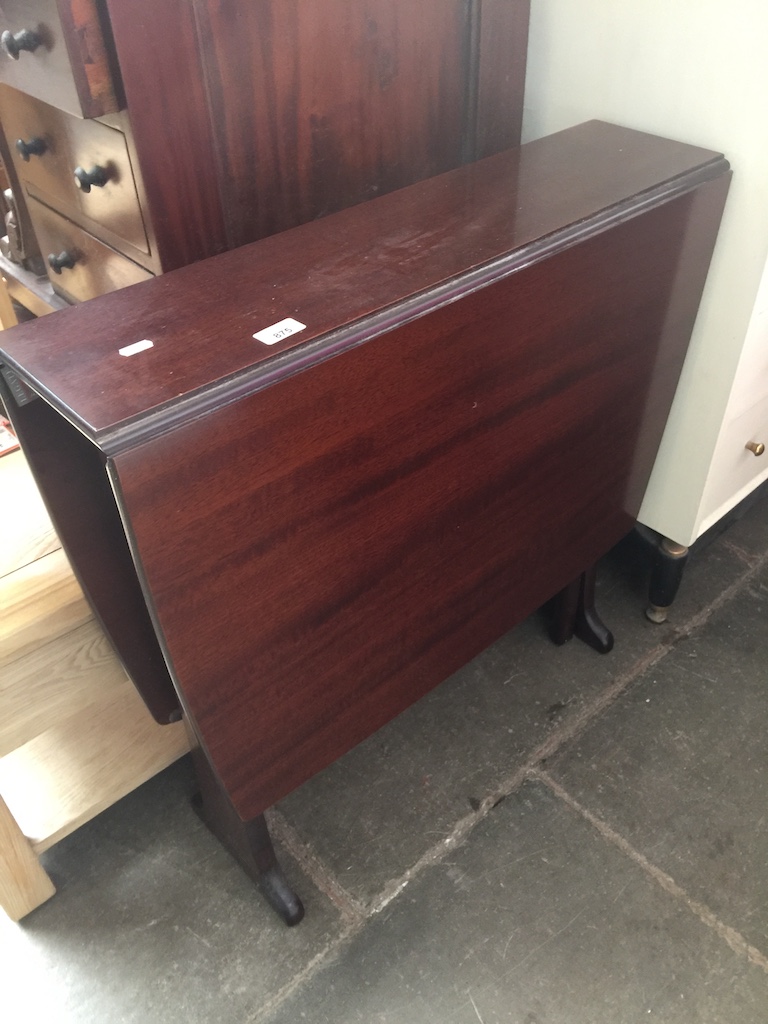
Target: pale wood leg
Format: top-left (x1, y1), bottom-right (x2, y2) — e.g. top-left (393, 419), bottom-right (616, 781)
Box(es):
top-left (0, 792), bottom-right (55, 921)
top-left (0, 276), bottom-right (18, 331)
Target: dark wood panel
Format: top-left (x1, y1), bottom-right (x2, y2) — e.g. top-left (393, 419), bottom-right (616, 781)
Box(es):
top-left (104, 0), bottom-right (229, 270)
top-left (0, 378), bottom-right (179, 723)
top-left (0, 0), bottom-right (529, 294)
top-left (195, 0), bottom-right (528, 248)
top-left (54, 0), bottom-right (120, 117)
top-left (0, 122), bottom-right (730, 826)
top-left (103, 0), bottom-right (529, 268)
top-left (0, 122), bottom-right (727, 442)
top-left (111, 177), bottom-right (729, 821)
top-left (475, 0), bottom-right (530, 158)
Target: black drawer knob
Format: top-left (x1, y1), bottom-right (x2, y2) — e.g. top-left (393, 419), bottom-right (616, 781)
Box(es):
top-left (15, 136), bottom-right (47, 162)
top-left (1, 28), bottom-right (42, 60)
top-left (47, 250), bottom-right (78, 274)
top-left (73, 165), bottom-right (110, 193)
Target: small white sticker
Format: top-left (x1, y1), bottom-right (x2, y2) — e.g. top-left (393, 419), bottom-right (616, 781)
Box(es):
top-left (119, 339), bottom-right (154, 357)
top-left (254, 317), bottom-right (306, 346)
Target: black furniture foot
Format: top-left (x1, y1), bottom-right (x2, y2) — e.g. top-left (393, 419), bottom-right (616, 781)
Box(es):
top-left (635, 525), bottom-right (689, 623)
top-left (648, 537), bottom-right (689, 624)
top-left (550, 563), bottom-right (614, 654)
top-left (188, 736), bottom-right (305, 926)
top-left (259, 866), bottom-right (305, 927)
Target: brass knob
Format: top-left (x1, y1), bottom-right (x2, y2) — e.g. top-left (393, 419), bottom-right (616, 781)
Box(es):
top-left (745, 441), bottom-right (765, 456)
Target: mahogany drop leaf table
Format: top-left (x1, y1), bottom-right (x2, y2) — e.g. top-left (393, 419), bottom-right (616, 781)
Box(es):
top-left (0, 121), bottom-right (730, 924)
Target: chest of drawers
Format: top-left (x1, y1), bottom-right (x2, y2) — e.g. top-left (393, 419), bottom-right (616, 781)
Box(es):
top-left (0, 90), bottom-right (148, 253)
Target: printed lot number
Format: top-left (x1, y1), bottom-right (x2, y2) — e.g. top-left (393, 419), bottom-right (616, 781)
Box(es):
top-left (254, 318), bottom-right (307, 346)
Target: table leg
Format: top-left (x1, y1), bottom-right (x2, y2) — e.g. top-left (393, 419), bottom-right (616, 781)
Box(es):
top-left (647, 536), bottom-right (689, 624)
top-left (550, 564), bottom-right (614, 653)
top-left (0, 793), bottom-right (55, 921)
top-left (187, 730), bottom-right (304, 926)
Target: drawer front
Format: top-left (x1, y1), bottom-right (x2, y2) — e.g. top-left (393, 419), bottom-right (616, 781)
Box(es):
top-left (702, 392), bottom-right (768, 528)
top-left (0, 88), bottom-right (149, 255)
top-left (29, 197), bottom-right (153, 302)
top-left (0, 0), bottom-right (118, 117)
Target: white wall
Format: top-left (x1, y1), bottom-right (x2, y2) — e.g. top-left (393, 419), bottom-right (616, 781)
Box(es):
top-left (522, 0), bottom-right (768, 544)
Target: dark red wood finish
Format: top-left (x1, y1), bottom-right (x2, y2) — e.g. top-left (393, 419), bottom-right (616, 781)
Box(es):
top-left (105, 0), bottom-right (530, 269)
top-left (0, 122), bottom-right (728, 441)
top-left (0, 1), bottom-right (529, 303)
top-left (0, 379), bottom-right (179, 721)
top-left (475, 0), bottom-right (530, 159)
top-left (103, 0), bottom-right (228, 269)
top-left (54, 0), bottom-right (121, 117)
top-left (111, 178), bottom-right (728, 821)
top-left (0, 122), bottom-right (730, 823)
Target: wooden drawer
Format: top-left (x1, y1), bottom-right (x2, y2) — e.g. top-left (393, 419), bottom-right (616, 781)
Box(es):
top-left (28, 197), bottom-right (153, 303)
top-left (0, 0), bottom-right (118, 118)
top-left (0, 88), bottom-right (149, 256)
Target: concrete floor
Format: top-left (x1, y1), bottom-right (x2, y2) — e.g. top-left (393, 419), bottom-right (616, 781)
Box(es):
top-left (3, 487), bottom-right (768, 1023)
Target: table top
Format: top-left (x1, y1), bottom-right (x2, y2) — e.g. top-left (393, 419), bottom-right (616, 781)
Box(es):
top-left (0, 120), bottom-right (727, 453)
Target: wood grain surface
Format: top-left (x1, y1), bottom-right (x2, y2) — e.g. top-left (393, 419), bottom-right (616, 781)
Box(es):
top-left (0, 122), bottom-right (727, 444)
top-left (2, 395), bottom-right (179, 722)
top-left (112, 173), bottom-right (730, 821)
top-left (0, 792), bottom-right (55, 921)
top-left (0, 121), bottom-right (731, 826)
top-left (105, 0), bottom-right (530, 269)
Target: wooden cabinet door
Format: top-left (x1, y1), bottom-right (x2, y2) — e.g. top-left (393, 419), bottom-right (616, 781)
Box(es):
top-left (194, 0), bottom-right (530, 246)
top-left (107, 0), bottom-right (530, 268)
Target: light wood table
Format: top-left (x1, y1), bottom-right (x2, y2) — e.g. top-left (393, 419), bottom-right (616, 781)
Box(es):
top-left (0, 447), bottom-right (188, 921)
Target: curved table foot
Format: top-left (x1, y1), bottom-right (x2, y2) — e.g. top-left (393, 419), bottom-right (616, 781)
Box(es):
top-left (260, 866), bottom-right (305, 926)
top-left (188, 733), bottom-right (305, 926)
top-left (551, 563), bottom-right (614, 654)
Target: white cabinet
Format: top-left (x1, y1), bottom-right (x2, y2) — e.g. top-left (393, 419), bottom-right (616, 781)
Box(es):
top-left (523, 0), bottom-right (768, 566)
top-left (697, 260), bottom-right (768, 534)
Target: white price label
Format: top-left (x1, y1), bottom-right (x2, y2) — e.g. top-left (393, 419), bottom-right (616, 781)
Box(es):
top-left (119, 339), bottom-right (154, 357)
top-left (254, 317), bottom-right (307, 346)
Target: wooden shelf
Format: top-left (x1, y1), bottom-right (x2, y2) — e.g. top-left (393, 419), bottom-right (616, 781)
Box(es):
top-left (0, 548), bottom-right (89, 675)
top-left (0, 448), bottom-right (188, 919)
top-left (0, 679), bottom-right (189, 852)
